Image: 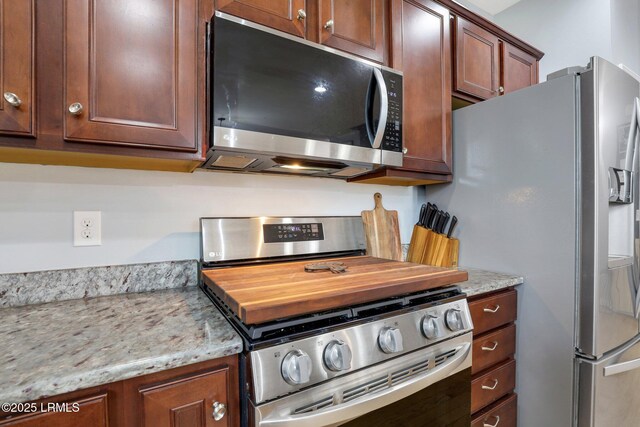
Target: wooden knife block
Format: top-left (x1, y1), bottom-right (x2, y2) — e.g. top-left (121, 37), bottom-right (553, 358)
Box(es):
top-left (407, 228), bottom-right (459, 268)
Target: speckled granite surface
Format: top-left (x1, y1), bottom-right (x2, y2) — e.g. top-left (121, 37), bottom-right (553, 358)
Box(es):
top-left (458, 268), bottom-right (523, 296)
top-left (0, 260), bottom-right (197, 308)
top-left (0, 287), bottom-right (242, 403)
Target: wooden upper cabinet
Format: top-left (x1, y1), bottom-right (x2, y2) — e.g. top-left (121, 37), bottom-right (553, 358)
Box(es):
top-left (392, 0), bottom-right (451, 174)
top-left (64, 0), bottom-right (199, 152)
top-left (0, 394), bottom-right (109, 427)
top-left (501, 41), bottom-right (538, 95)
top-left (0, 0), bottom-right (35, 137)
top-left (140, 368), bottom-right (230, 427)
top-left (454, 16), bottom-right (500, 100)
top-left (215, 0), bottom-right (307, 37)
top-left (317, 0), bottom-right (387, 63)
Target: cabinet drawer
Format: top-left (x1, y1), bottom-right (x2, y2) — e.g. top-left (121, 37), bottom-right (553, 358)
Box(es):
top-left (469, 289), bottom-right (517, 335)
top-left (472, 324), bottom-right (516, 375)
top-left (471, 393), bottom-right (517, 427)
top-left (471, 359), bottom-right (516, 414)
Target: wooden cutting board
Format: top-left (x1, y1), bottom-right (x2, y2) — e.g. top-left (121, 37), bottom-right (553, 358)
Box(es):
top-left (202, 255), bottom-right (468, 324)
top-left (361, 193), bottom-right (403, 261)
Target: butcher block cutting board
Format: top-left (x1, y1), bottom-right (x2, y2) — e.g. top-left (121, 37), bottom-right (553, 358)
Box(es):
top-left (361, 193), bottom-right (403, 261)
top-left (202, 256), bottom-right (468, 324)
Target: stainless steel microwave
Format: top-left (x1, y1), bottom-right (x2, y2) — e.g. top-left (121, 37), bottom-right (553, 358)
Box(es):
top-left (202, 12), bottom-right (403, 179)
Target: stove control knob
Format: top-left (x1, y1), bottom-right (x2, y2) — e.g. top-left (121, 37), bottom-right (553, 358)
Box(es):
top-left (421, 315), bottom-right (439, 339)
top-left (281, 349), bottom-right (312, 385)
top-left (445, 308), bottom-right (464, 331)
top-left (378, 327), bottom-right (404, 354)
top-left (323, 340), bottom-right (352, 372)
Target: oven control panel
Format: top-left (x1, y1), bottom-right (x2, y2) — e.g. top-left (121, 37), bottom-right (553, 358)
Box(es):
top-left (249, 297), bottom-right (473, 404)
top-left (263, 223), bottom-right (324, 243)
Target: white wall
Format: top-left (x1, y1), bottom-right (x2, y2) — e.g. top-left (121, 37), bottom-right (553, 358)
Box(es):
top-left (0, 163), bottom-right (420, 274)
top-left (494, 0), bottom-right (613, 80)
top-left (611, 0), bottom-right (640, 74)
top-left (453, 0), bottom-right (496, 21)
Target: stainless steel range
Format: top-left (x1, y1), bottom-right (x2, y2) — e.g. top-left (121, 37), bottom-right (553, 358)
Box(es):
top-left (199, 216), bottom-right (473, 427)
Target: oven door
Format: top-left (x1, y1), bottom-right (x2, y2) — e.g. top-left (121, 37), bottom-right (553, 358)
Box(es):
top-left (252, 333), bottom-right (472, 427)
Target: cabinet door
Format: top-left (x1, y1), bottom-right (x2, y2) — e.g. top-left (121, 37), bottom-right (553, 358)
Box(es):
top-left (140, 368), bottom-right (230, 427)
top-left (501, 42), bottom-right (538, 94)
top-left (318, 0), bottom-right (387, 64)
top-left (0, 394), bottom-right (108, 427)
top-left (0, 0), bottom-right (35, 137)
top-left (215, 0), bottom-right (306, 37)
top-left (454, 16), bottom-right (499, 100)
top-left (391, 0), bottom-right (451, 174)
top-left (64, 0), bottom-right (198, 152)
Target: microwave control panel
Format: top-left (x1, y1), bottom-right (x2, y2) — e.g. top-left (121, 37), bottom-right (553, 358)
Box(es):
top-left (382, 70), bottom-right (403, 153)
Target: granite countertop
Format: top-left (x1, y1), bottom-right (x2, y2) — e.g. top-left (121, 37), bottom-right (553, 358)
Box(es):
top-left (0, 287), bottom-right (242, 403)
top-left (458, 268), bottom-right (523, 296)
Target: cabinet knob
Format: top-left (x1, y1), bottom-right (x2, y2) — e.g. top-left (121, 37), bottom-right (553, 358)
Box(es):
top-left (324, 19), bottom-right (334, 29)
top-left (402, 147), bottom-right (408, 154)
top-left (297, 9), bottom-right (306, 20)
top-left (3, 92), bottom-right (22, 108)
top-left (498, 86), bottom-right (505, 94)
top-left (68, 102), bottom-right (84, 116)
top-left (212, 401), bottom-right (226, 421)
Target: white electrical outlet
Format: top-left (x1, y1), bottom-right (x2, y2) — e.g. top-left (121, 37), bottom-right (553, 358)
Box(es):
top-left (73, 211), bottom-right (102, 246)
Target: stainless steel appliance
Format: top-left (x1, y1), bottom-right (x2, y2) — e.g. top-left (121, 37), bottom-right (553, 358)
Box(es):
top-left (429, 57), bottom-right (640, 426)
top-left (199, 216), bottom-right (473, 426)
top-left (202, 12), bottom-right (403, 179)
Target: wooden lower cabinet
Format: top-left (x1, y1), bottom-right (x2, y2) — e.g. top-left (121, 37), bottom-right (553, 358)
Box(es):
top-left (471, 393), bottom-right (517, 427)
top-left (468, 288), bottom-right (518, 422)
top-left (139, 368), bottom-right (230, 427)
top-left (0, 394), bottom-right (109, 427)
top-left (0, 356), bottom-right (238, 427)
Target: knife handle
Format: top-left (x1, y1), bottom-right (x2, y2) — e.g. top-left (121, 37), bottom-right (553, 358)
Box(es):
top-left (430, 210), bottom-right (442, 230)
top-left (447, 216), bottom-right (458, 239)
top-left (439, 213), bottom-right (450, 234)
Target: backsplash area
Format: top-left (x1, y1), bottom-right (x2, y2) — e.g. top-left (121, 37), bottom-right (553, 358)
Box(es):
top-left (0, 163), bottom-right (420, 274)
top-left (0, 260), bottom-right (197, 308)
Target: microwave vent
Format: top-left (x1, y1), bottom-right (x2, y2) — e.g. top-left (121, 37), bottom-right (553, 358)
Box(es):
top-left (330, 167), bottom-right (370, 177)
top-left (211, 155), bottom-right (257, 169)
top-left (266, 166), bottom-right (320, 175)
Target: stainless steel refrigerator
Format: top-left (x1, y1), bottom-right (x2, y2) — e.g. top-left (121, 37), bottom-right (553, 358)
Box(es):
top-left (429, 56), bottom-right (640, 426)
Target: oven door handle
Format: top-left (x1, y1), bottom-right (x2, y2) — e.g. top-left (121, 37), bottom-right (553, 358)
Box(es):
top-left (257, 342), bottom-right (471, 427)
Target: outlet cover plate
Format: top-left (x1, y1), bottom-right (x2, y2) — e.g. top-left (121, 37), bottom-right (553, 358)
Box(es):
top-left (73, 211), bottom-right (102, 246)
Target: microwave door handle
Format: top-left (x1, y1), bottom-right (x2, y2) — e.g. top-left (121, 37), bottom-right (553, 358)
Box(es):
top-left (371, 68), bottom-right (388, 149)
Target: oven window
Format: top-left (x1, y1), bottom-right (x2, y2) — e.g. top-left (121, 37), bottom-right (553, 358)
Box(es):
top-left (340, 368), bottom-right (471, 427)
top-left (212, 17), bottom-right (381, 148)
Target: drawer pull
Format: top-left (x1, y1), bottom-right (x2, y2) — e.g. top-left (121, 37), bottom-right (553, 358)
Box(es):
top-left (481, 379), bottom-right (499, 390)
top-left (481, 341), bottom-right (499, 351)
top-left (483, 415), bottom-right (501, 427)
top-left (483, 304), bottom-right (500, 313)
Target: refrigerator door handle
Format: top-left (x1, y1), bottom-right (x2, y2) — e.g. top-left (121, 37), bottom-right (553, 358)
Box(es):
top-left (603, 356), bottom-right (640, 376)
top-left (623, 97), bottom-right (640, 173)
